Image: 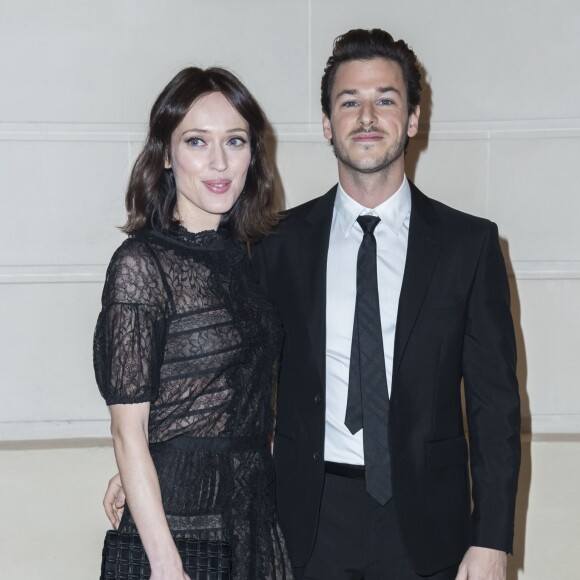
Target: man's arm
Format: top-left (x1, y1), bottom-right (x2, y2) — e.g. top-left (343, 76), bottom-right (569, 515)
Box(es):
top-left (460, 222), bottom-right (521, 578)
top-left (463, 222), bottom-right (520, 548)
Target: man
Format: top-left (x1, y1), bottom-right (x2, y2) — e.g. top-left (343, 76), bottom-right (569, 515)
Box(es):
top-left (251, 29), bottom-right (520, 579)
top-left (105, 28), bottom-right (520, 580)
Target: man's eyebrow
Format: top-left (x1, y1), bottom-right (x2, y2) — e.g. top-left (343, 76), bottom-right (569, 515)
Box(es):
top-left (335, 89), bottom-right (359, 101)
top-left (376, 86), bottom-right (402, 96)
top-left (334, 86), bottom-right (402, 101)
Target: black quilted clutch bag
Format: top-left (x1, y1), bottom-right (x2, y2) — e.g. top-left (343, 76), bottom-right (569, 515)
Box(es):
top-left (100, 530), bottom-right (232, 580)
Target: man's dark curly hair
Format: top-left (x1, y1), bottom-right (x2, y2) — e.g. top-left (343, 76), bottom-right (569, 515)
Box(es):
top-left (321, 28), bottom-right (422, 118)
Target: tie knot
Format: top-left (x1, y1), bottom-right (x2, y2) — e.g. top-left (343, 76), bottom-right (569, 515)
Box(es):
top-left (357, 215), bottom-right (381, 235)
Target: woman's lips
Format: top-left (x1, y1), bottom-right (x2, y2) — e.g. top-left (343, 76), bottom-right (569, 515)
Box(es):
top-left (203, 180), bottom-right (231, 193)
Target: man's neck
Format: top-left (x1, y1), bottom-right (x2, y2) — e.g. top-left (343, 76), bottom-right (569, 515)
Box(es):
top-left (338, 161), bottom-right (405, 209)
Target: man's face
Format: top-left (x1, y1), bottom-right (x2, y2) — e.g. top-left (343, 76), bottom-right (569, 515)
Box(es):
top-left (322, 58), bottom-right (419, 176)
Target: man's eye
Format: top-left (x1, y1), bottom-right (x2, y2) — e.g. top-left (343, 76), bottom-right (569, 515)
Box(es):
top-left (342, 101), bottom-right (358, 108)
top-left (379, 99), bottom-right (394, 106)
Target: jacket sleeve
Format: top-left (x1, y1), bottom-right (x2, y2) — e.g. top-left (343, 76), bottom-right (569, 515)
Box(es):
top-left (462, 221), bottom-right (521, 552)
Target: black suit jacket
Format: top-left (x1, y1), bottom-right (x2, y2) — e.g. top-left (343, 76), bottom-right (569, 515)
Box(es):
top-left (251, 183), bottom-right (520, 576)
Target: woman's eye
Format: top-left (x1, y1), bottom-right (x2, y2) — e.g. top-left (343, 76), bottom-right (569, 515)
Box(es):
top-left (186, 137), bottom-right (204, 147)
top-left (228, 136), bottom-right (247, 147)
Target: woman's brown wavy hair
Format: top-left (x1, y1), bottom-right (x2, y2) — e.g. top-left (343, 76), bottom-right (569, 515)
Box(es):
top-left (123, 67), bottom-right (277, 244)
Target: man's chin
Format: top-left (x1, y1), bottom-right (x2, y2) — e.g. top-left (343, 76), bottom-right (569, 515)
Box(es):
top-left (341, 157), bottom-right (399, 175)
top-left (333, 142), bottom-right (406, 174)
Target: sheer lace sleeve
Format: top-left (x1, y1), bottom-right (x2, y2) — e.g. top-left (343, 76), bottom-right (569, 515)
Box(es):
top-left (93, 238), bottom-right (168, 405)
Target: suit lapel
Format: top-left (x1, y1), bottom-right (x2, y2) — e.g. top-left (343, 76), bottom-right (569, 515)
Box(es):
top-left (393, 184), bottom-right (442, 388)
top-left (293, 183), bottom-right (440, 391)
top-left (300, 187), bottom-right (336, 385)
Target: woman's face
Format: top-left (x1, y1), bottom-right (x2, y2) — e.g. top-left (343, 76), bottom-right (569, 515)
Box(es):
top-left (166, 91), bottom-right (252, 232)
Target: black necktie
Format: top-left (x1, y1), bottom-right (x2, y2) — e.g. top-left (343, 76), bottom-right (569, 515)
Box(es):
top-left (345, 215), bottom-right (392, 505)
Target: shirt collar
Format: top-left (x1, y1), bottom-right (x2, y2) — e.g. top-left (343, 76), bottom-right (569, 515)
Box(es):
top-left (334, 176), bottom-right (412, 237)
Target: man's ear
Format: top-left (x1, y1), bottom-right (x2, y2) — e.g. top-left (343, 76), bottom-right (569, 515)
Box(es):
top-left (407, 106), bottom-right (420, 138)
top-left (322, 114), bottom-right (332, 142)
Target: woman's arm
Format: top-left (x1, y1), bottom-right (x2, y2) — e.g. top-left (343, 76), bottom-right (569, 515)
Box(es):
top-left (109, 403), bottom-right (189, 580)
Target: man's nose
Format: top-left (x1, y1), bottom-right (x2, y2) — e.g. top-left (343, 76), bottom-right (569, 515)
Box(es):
top-left (358, 101), bottom-right (377, 127)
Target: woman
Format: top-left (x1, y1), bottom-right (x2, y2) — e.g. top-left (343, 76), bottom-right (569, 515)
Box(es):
top-left (94, 66), bottom-right (293, 579)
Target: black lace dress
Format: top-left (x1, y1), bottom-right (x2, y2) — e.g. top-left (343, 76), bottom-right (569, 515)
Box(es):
top-left (94, 226), bottom-right (293, 579)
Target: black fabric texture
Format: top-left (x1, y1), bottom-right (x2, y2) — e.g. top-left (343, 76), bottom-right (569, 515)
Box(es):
top-left (94, 226), bottom-right (293, 579)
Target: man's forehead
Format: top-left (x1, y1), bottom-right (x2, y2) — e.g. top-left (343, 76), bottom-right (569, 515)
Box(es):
top-left (332, 58), bottom-right (405, 96)
top-left (334, 58), bottom-right (403, 84)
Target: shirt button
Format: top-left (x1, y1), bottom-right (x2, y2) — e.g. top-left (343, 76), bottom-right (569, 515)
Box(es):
top-left (314, 394), bottom-right (322, 404)
top-left (313, 451), bottom-right (320, 461)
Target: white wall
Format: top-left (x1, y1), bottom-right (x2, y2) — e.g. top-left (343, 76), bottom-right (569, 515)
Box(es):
top-left (0, 1), bottom-right (579, 578)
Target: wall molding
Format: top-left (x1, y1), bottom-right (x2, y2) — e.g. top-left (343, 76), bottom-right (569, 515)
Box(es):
top-left (2, 261), bottom-right (580, 285)
top-left (0, 264), bottom-right (107, 284)
top-left (507, 261), bottom-right (580, 280)
top-left (1, 119), bottom-right (579, 144)
top-left (528, 414), bottom-right (580, 435)
top-left (1, 415), bottom-right (578, 442)
top-left (0, 420), bottom-right (111, 441)
top-left (2, 433), bottom-right (580, 450)
top-left (0, 122), bottom-right (144, 143)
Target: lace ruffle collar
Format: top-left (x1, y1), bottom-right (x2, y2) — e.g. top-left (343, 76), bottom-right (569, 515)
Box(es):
top-left (137, 224), bottom-right (245, 263)
top-left (172, 224), bottom-right (230, 249)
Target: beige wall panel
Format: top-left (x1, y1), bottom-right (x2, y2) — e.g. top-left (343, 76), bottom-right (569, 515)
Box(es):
top-left (409, 137), bottom-right (488, 217)
top-left (0, 140), bottom-right (127, 265)
top-left (0, 0), bottom-right (130, 123)
top-left (0, 444), bottom-right (117, 580)
top-left (488, 137), bottom-right (580, 262)
top-left (514, 438), bottom-right (580, 580)
top-left (309, 0), bottom-right (580, 123)
top-left (275, 140), bottom-right (339, 208)
top-left (0, 0), bottom-right (310, 124)
top-left (514, 279), bottom-right (580, 431)
top-left (0, 283), bottom-right (107, 423)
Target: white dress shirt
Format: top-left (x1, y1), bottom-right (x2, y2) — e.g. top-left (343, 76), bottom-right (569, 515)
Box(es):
top-left (324, 177), bottom-right (411, 465)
